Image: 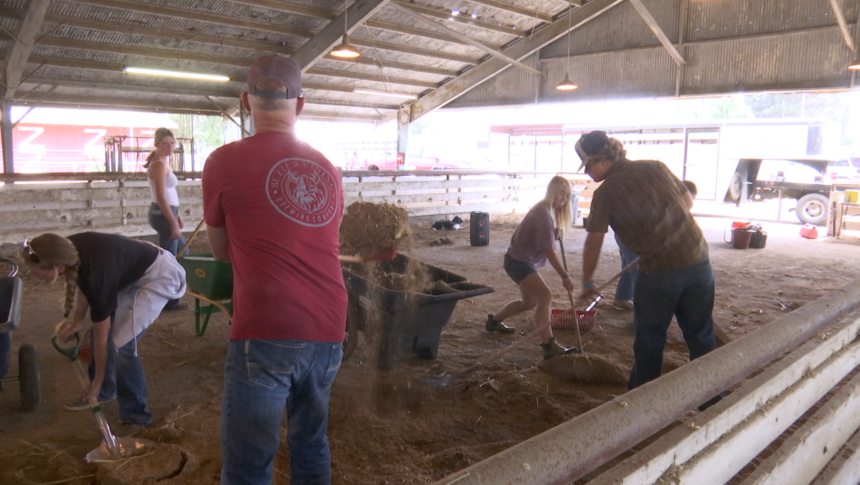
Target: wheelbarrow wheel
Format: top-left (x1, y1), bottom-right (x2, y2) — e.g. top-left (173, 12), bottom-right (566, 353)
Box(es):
top-left (342, 305), bottom-right (359, 362)
top-left (19, 343), bottom-right (40, 412)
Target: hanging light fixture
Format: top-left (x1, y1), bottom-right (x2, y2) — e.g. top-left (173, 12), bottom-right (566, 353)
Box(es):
top-left (555, 1), bottom-right (578, 91)
top-left (329, 0), bottom-right (360, 58)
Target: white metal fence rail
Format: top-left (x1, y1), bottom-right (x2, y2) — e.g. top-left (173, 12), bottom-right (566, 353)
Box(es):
top-left (0, 171), bottom-right (597, 243)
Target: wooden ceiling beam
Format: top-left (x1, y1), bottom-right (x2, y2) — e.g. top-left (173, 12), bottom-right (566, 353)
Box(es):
top-left (27, 56), bottom-right (418, 98)
top-left (16, 93), bottom-right (224, 112)
top-left (4, 0), bottom-right (50, 100)
top-left (827, 0), bottom-right (856, 51)
top-left (349, 37), bottom-right (478, 64)
top-left (67, 0), bottom-right (314, 38)
top-left (390, 1), bottom-right (525, 37)
top-left (306, 67), bottom-right (438, 88)
top-left (37, 37), bottom-right (253, 68)
top-left (390, 2), bottom-right (541, 75)
top-left (300, 110), bottom-right (383, 122)
top-left (628, 0), bottom-right (685, 66)
top-left (465, 0), bottom-right (553, 22)
top-left (226, 0), bottom-right (335, 20)
top-left (304, 97), bottom-right (399, 110)
top-left (323, 54), bottom-right (458, 77)
top-left (364, 20), bottom-right (502, 49)
top-left (388, 0), bottom-right (624, 124)
top-left (19, 77), bottom-right (240, 99)
top-left (291, 0), bottom-right (390, 72)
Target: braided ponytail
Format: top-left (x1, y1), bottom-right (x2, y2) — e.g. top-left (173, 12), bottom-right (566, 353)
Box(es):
top-left (62, 267), bottom-right (79, 318)
top-left (20, 234), bottom-right (80, 317)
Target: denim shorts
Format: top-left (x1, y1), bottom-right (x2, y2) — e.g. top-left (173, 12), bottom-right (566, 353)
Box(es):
top-left (504, 254), bottom-right (537, 284)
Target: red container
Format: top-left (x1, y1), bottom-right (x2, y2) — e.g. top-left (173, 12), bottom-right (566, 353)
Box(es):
top-left (800, 224), bottom-right (818, 239)
top-left (731, 229), bottom-right (754, 249)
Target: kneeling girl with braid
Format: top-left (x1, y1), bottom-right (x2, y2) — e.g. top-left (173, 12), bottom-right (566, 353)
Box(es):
top-left (22, 232), bottom-right (185, 426)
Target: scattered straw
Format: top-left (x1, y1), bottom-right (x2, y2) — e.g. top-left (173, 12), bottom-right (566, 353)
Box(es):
top-left (15, 470), bottom-right (95, 485)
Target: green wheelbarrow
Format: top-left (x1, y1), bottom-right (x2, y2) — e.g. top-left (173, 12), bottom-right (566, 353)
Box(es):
top-left (177, 253), bottom-right (233, 336)
top-left (176, 221), bottom-right (233, 336)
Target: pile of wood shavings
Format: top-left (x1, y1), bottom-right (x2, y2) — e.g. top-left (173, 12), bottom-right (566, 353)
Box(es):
top-left (340, 202), bottom-right (410, 259)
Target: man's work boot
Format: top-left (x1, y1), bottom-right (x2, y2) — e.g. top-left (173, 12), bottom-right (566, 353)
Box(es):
top-left (611, 299), bottom-right (634, 311)
top-left (541, 337), bottom-right (580, 360)
top-left (485, 314), bottom-right (516, 334)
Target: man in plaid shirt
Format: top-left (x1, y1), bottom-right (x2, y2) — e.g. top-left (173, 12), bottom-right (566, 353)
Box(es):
top-left (576, 131), bottom-right (718, 394)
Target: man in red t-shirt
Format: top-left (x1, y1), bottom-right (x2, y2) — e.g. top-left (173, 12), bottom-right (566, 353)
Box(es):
top-left (203, 55), bottom-right (346, 485)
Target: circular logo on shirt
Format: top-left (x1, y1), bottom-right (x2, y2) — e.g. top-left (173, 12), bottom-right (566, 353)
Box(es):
top-left (266, 158), bottom-right (339, 227)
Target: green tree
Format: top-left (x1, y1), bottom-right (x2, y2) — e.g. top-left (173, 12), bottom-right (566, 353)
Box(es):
top-left (744, 92), bottom-right (855, 144)
top-left (705, 96), bottom-right (755, 119)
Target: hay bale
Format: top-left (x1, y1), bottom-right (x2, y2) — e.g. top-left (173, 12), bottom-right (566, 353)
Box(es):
top-left (539, 354), bottom-right (629, 386)
top-left (340, 202), bottom-right (409, 259)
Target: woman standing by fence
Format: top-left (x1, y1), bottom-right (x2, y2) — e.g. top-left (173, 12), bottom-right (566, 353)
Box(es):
top-left (146, 128), bottom-right (185, 310)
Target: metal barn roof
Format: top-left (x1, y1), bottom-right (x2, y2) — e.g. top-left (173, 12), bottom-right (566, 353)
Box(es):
top-left (1, 0), bottom-right (858, 124)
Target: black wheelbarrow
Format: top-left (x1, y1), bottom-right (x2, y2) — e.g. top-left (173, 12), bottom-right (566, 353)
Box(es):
top-left (0, 258), bottom-right (40, 411)
top-left (341, 254), bottom-right (494, 369)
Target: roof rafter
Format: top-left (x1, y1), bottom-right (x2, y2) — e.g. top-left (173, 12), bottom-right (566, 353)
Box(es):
top-left (364, 20), bottom-right (503, 49)
top-left (384, 0), bottom-right (625, 124)
top-left (390, 1), bottom-right (525, 37)
top-left (306, 67), bottom-right (437, 88)
top-left (226, 0), bottom-right (335, 20)
top-left (465, 0), bottom-right (553, 22)
top-left (349, 37), bottom-right (479, 64)
top-left (68, 0), bottom-right (315, 38)
top-left (390, 2), bottom-right (541, 75)
top-left (628, 0), bottom-right (685, 66)
top-left (324, 55), bottom-right (459, 77)
top-left (4, 0), bottom-right (50, 100)
top-left (291, 0), bottom-right (390, 72)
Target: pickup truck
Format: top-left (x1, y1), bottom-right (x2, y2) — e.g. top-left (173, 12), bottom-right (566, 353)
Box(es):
top-left (728, 158), bottom-right (856, 225)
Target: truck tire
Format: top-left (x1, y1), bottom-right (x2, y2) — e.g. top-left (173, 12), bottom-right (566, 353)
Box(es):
top-left (796, 193), bottom-right (829, 226)
top-left (727, 172), bottom-right (743, 202)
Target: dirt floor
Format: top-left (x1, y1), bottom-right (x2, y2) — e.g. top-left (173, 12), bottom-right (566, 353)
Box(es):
top-left (2, 209), bottom-right (860, 485)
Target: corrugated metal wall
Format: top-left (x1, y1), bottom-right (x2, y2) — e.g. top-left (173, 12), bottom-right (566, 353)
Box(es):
top-left (448, 0), bottom-right (860, 110)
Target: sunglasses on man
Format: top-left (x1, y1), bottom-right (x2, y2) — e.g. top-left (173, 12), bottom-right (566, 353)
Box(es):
top-left (22, 239), bottom-right (41, 264)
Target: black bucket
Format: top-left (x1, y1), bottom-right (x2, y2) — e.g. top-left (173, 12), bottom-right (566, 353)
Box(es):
top-left (749, 231), bottom-right (767, 249)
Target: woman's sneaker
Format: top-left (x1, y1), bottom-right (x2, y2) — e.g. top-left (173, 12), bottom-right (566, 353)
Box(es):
top-left (485, 314), bottom-right (516, 333)
top-left (541, 337), bottom-right (580, 360)
top-left (64, 396), bottom-right (115, 411)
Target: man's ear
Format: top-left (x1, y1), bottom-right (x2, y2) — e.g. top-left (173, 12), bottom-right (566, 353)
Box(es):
top-left (295, 97), bottom-right (305, 117)
top-left (241, 92), bottom-right (252, 113)
top-left (56, 265), bottom-right (66, 275)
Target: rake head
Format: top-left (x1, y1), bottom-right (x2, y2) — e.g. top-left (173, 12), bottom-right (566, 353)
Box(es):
top-left (551, 309), bottom-right (596, 332)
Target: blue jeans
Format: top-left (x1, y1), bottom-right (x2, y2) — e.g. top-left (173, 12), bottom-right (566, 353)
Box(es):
top-left (615, 233), bottom-right (638, 302)
top-left (148, 203), bottom-right (186, 255)
top-left (628, 259), bottom-right (716, 390)
top-left (87, 326), bottom-right (152, 425)
top-left (221, 339), bottom-right (343, 485)
top-left (148, 203), bottom-right (185, 309)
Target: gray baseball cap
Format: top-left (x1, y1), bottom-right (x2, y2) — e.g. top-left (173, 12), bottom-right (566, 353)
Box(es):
top-left (246, 55), bottom-right (303, 99)
top-left (574, 131), bottom-right (610, 171)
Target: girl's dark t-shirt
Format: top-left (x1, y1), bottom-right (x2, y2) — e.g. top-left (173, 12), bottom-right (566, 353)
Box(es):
top-left (68, 232), bottom-right (158, 322)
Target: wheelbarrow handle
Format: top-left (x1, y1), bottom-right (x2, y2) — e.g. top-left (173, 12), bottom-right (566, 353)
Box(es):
top-left (51, 333), bottom-right (82, 361)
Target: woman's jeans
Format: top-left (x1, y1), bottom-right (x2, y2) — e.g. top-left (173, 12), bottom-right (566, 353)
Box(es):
top-left (628, 259), bottom-right (716, 390)
top-left (148, 203), bottom-right (185, 309)
top-left (614, 232), bottom-right (638, 302)
top-left (221, 339), bottom-right (343, 485)
top-left (87, 326), bottom-right (152, 425)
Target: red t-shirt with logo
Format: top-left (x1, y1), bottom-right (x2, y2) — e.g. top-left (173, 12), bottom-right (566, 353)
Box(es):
top-left (202, 131), bottom-right (346, 342)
